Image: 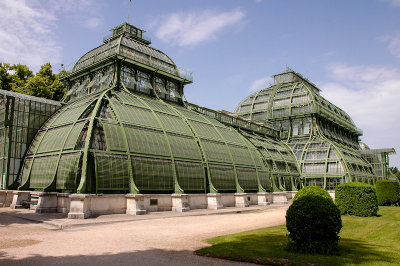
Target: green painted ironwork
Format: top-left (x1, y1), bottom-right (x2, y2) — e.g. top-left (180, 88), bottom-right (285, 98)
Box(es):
top-left (5, 23), bottom-right (394, 195)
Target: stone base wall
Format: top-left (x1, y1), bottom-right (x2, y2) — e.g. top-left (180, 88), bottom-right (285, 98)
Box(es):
top-left (0, 190), bottom-right (296, 219)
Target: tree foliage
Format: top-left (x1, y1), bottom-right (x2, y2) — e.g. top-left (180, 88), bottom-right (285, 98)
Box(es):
top-left (0, 62), bottom-right (66, 101)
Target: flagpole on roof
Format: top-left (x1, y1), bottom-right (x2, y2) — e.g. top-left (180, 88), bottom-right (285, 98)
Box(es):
top-left (128, 0), bottom-right (133, 23)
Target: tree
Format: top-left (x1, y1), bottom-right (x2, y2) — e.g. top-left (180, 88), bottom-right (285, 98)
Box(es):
top-left (25, 63), bottom-right (65, 101)
top-left (0, 63), bottom-right (12, 91)
top-left (0, 62), bottom-right (66, 101)
top-left (9, 64), bottom-right (34, 94)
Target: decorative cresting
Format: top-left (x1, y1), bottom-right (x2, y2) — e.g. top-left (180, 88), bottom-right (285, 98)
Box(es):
top-left (236, 70), bottom-right (376, 189)
top-left (18, 22), bottom-right (299, 194)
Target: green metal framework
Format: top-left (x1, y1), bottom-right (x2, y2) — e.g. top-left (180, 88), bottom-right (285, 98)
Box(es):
top-left (15, 22), bottom-right (300, 194)
top-left (235, 70), bottom-right (391, 189)
top-left (0, 90), bottom-right (61, 189)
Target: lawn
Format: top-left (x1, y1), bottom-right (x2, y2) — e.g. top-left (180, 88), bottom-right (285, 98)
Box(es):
top-left (195, 206), bottom-right (400, 265)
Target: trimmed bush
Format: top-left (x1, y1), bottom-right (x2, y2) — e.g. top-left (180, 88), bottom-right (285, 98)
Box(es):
top-left (286, 195), bottom-right (342, 255)
top-left (335, 182), bottom-right (378, 216)
top-left (293, 186), bottom-right (332, 202)
top-left (376, 180), bottom-right (400, 206)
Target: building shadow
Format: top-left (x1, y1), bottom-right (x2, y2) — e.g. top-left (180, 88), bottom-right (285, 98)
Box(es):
top-left (196, 233), bottom-right (396, 265)
top-left (0, 210), bottom-right (67, 227)
top-left (0, 248), bottom-right (253, 266)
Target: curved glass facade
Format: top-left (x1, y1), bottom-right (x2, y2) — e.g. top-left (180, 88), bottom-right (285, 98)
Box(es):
top-left (17, 23), bottom-right (300, 193)
top-left (7, 24), bottom-right (393, 194)
top-left (236, 70), bottom-right (378, 188)
top-left (20, 85), bottom-right (300, 193)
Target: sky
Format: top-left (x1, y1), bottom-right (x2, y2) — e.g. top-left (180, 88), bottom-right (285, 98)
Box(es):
top-left (0, 0), bottom-right (399, 167)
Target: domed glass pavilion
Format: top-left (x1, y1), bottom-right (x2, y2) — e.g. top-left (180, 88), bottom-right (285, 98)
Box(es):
top-left (236, 70), bottom-right (393, 189)
top-left (17, 23), bottom-right (300, 194)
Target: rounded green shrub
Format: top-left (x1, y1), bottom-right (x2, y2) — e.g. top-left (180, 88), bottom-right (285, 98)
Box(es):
top-left (293, 186), bottom-right (332, 202)
top-left (286, 195), bottom-right (342, 254)
top-left (376, 180), bottom-right (400, 206)
top-left (335, 182), bottom-right (378, 216)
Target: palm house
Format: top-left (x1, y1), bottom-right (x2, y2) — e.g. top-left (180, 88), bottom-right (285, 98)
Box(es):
top-left (236, 70), bottom-right (395, 189)
top-left (0, 22), bottom-right (395, 218)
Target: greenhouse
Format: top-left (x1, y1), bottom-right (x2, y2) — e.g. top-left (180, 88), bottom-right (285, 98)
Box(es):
top-left (0, 90), bottom-right (61, 190)
top-left (236, 70), bottom-right (395, 189)
top-left (0, 22), bottom-right (395, 217)
top-left (13, 22), bottom-right (300, 197)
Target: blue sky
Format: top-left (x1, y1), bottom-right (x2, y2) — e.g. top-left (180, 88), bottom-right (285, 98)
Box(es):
top-left (0, 0), bottom-right (399, 167)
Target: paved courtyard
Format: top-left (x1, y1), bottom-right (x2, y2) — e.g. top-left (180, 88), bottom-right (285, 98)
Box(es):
top-left (0, 205), bottom-right (288, 265)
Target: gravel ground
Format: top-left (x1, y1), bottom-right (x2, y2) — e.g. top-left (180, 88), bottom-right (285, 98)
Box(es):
top-left (0, 206), bottom-right (288, 265)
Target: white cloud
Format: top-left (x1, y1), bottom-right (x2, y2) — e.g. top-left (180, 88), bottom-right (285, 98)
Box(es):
top-left (0, 0), bottom-right (60, 70)
top-left (382, 33), bottom-right (400, 59)
top-left (319, 63), bottom-right (400, 166)
top-left (153, 9), bottom-right (245, 46)
top-left (0, 0), bottom-right (101, 71)
top-left (85, 17), bottom-right (103, 29)
top-left (249, 76), bottom-right (272, 92)
top-left (380, 0), bottom-right (400, 7)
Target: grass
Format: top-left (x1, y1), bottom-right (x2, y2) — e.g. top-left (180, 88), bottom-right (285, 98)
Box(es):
top-left (195, 206), bottom-right (400, 265)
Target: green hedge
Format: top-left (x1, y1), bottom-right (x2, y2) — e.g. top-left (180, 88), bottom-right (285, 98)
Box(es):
top-left (286, 195), bottom-right (342, 254)
top-left (335, 182), bottom-right (378, 217)
top-left (376, 180), bottom-right (400, 206)
top-left (293, 186), bottom-right (332, 202)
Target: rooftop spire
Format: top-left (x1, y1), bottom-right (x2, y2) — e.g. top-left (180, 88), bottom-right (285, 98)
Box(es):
top-left (127, 0), bottom-right (133, 24)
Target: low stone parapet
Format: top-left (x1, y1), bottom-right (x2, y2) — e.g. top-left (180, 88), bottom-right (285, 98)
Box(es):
top-left (35, 192), bottom-right (58, 213)
top-left (234, 193), bottom-right (250, 208)
top-left (5, 190), bottom-right (13, 207)
top-left (126, 194), bottom-right (146, 215)
top-left (10, 191), bottom-right (30, 209)
top-left (68, 194), bottom-right (92, 219)
top-left (171, 194), bottom-right (190, 212)
top-left (272, 192), bottom-right (288, 204)
top-left (1, 191), bottom-right (292, 219)
top-left (207, 193), bottom-right (223, 210)
top-left (257, 192), bottom-right (271, 206)
top-left (57, 193), bottom-right (71, 213)
top-left (0, 190), bottom-right (6, 207)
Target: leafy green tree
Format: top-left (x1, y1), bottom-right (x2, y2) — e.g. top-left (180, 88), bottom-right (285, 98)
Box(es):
top-left (25, 63), bottom-right (65, 101)
top-left (0, 63), bottom-right (12, 91)
top-left (0, 62), bottom-right (66, 101)
top-left (9, 64), bottom-right (34, 94)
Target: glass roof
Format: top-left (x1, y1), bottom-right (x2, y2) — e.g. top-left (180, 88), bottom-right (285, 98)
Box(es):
top-left (235, 70), bottom-right (361, 135)
top-left (0, 89), bottom-right (62, 106)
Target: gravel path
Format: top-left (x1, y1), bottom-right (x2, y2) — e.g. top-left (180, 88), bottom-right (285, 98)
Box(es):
top-left (0, 206), bottom-right (288, 265)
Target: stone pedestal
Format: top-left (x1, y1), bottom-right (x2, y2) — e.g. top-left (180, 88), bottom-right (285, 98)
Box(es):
top-left (57, 193), bottom-right (71, 213)
top-left (234, 193), bottom-right (250, 207)
top-left (0, 190), bottom-right (6, 207)
top-left (207, 193), bottom-right (223, 209)
top-left (257, 192), bottom-right (271, 206)
top-left (172, 194), bottom-right (190, 212)
top-left (35, 192), bottom-right (58, 213)
top-left (10, 191), bottom-right (30, 209)
top-left (272, 192), bottom-right (288, 204)
top-left (126, 194), bottom-right (146, 215)
top-left (286, 191), bottom-right (298, 201)
top-left (5, 191), bottom-right (13, 207)
top-left (68, 194), bottom-right (91, 219)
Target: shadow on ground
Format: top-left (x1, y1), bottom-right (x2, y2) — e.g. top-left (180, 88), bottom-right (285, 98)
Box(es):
top-left (0, 210), bottom-right (67, 226)
top-left (196, 232), bottom-right (396, 265)
top-left (0, 248), bottom-right (251, 266)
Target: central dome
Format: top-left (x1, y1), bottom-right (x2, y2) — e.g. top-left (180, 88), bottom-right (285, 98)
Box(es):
top-left (73, 23), bottom-right (178, 77)
top-left (17, 23), bottom-right (300, 194)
